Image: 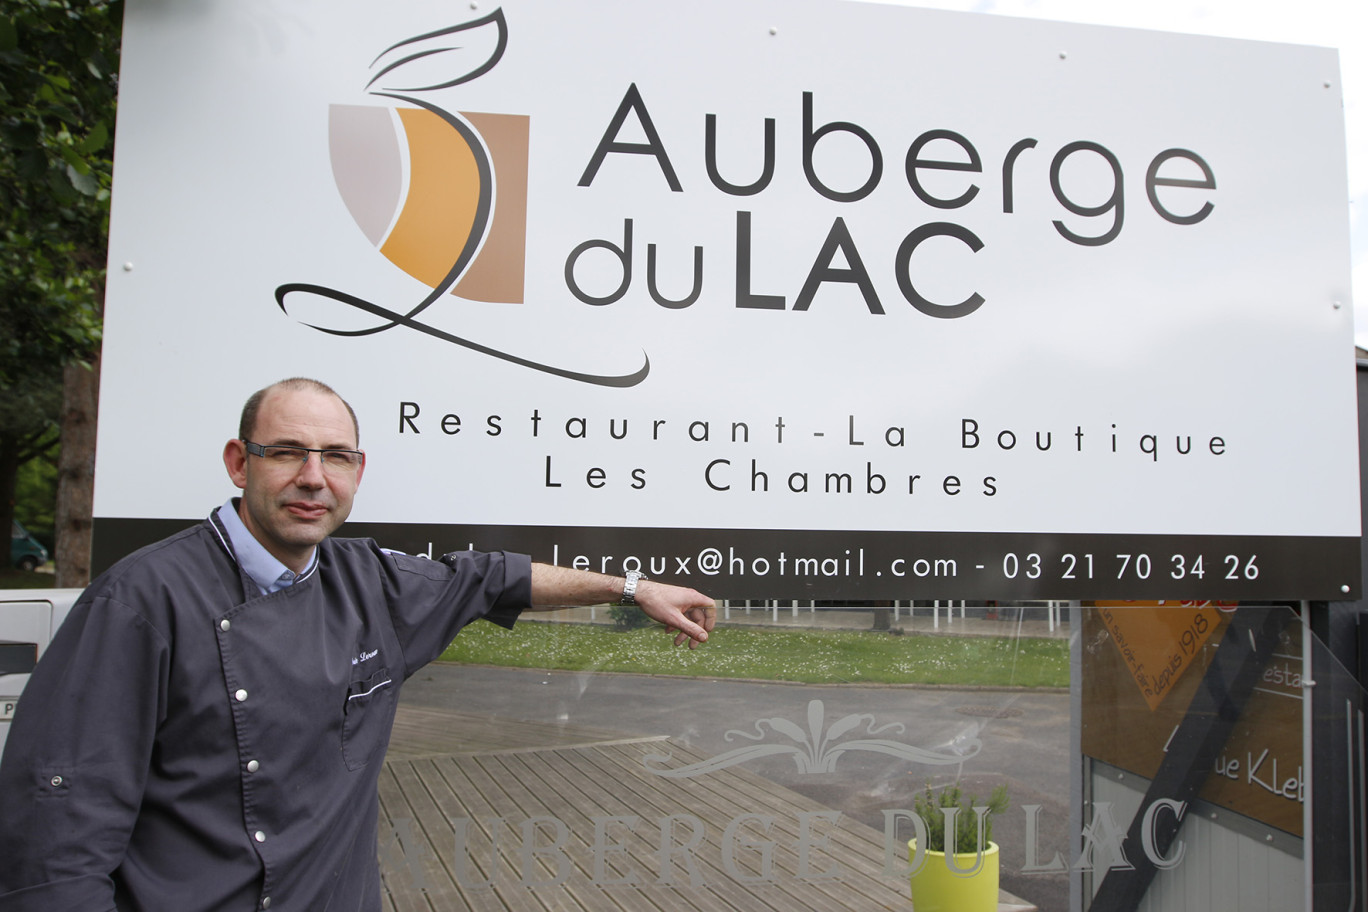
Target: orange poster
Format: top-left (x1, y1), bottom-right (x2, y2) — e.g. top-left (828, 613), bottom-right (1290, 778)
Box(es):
top-left (1094, 601), bottom-right (1225, 710)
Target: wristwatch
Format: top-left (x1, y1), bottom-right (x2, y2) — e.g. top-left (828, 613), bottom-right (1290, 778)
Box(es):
top-left (620, 570), bottom-right (647, 606)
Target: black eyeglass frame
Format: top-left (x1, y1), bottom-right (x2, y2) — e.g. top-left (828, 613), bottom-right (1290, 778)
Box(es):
top-left (241, 439), bottom-right (366, 471)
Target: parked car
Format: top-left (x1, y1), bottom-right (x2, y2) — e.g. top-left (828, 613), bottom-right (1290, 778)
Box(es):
top-left (10, 521), bottom-right (48, 572)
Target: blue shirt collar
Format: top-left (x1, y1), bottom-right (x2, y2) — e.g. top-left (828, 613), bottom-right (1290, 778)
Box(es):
top-left (215, 499), bottom-right (318, 595)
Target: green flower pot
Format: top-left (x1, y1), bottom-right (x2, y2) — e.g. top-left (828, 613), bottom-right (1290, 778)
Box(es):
top-left (907, 839), bottom-right (1000, 912)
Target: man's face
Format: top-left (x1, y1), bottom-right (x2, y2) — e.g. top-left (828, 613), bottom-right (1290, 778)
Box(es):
top-left (223, 387), bottom-right (364, 571)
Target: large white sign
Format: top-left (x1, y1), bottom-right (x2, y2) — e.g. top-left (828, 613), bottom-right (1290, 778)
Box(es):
top-left (96, 0), bottom-right (1359, 598)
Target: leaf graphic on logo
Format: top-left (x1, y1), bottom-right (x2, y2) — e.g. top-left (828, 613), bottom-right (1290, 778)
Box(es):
top-left (650, 700), bottom-right (964, 777)
top-left (766, 717), bottom-right (811, 745)
top-left (365, 10), bottom-right (508, 94)
top-left (824, 711), bottom-right (872, 744)
top-left (807, 700), bottom-right (827, 748)
top-left (643, 744), bottom-right (812, 779)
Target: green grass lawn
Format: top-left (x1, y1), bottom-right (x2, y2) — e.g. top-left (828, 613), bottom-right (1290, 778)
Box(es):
top-left (0, 570), bottom-right (1068, 687)
top-left (440, 619), bottom-right (1069, 688)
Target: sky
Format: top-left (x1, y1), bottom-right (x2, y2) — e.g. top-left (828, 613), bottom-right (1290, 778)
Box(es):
top-left (874, 0), bottom-right (1368, 348)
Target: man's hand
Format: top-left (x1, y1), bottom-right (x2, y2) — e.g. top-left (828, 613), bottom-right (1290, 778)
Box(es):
top-left (529, 563), bottom-right (717, 648)
top-left (633, 579), bottom-right (717, 649)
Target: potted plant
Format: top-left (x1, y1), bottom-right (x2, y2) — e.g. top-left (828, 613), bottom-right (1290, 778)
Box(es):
top-left (907, 780), bottom-right (1009, 912)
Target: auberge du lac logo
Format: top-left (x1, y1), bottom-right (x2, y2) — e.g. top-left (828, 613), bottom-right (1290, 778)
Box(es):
top-left (275, 9), bottom-right (648, 387)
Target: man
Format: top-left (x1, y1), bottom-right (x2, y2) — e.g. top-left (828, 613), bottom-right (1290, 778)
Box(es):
top-left (0, 377), bottom-right (716, 912)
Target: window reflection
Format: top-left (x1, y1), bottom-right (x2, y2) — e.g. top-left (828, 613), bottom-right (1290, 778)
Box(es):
top-left (375, 600), bottom-right (1364, 912)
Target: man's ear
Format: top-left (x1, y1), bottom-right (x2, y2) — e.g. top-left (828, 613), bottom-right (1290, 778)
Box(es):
top-left (223, 439), bottom-right (248, 489)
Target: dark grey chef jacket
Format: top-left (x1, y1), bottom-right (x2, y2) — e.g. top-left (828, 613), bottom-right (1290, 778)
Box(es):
top-left (0, 507), bottom-right (531, 911)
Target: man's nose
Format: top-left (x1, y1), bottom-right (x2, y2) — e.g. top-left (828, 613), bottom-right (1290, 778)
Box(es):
top-left (295, 452), bottom-right (327, 487)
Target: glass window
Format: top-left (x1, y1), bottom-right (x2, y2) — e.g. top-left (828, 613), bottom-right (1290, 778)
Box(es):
top-left (375, 600), bottom-right (1363, 912)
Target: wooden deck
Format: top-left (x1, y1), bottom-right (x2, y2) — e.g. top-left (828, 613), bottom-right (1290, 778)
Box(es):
top-left (386, 705), bottom-right (649, 760)
top-left (377, 705), bottom-right (1037, 912)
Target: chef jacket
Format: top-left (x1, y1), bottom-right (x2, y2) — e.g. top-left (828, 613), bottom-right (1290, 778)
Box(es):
top-left (0, 505), bottom-right (531, 911)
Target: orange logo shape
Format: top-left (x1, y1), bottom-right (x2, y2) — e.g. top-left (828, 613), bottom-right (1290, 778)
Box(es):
top-left (329, 105), bottom-right (528, 304)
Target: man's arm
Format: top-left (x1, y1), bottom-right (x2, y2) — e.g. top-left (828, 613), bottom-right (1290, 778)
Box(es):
top-left (528, 563), bottom-right (717, 649)
top-left (0, 595), bottom-right (162, 909)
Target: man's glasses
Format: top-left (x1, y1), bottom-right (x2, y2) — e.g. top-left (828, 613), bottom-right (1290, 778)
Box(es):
top-left (242, 440), bottom-right (365, 474)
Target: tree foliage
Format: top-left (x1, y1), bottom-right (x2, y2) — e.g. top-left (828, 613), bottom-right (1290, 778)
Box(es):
top-left (0, 0), bottom-right (121, 567)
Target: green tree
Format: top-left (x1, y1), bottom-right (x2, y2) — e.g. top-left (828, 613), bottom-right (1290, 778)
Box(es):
top-left (1, 0), bottom-right (120, 578)
top-left (14, 434), bottom-right (58, 547)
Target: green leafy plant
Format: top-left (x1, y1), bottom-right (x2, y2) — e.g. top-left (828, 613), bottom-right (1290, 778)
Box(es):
top-left (912, 781), bottom-right (1009, 854)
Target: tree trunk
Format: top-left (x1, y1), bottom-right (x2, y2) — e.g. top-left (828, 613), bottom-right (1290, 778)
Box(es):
top-left (871, 601), bottom-right (893, 631)
top-left (55, 355), bottom-right (100, 588)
